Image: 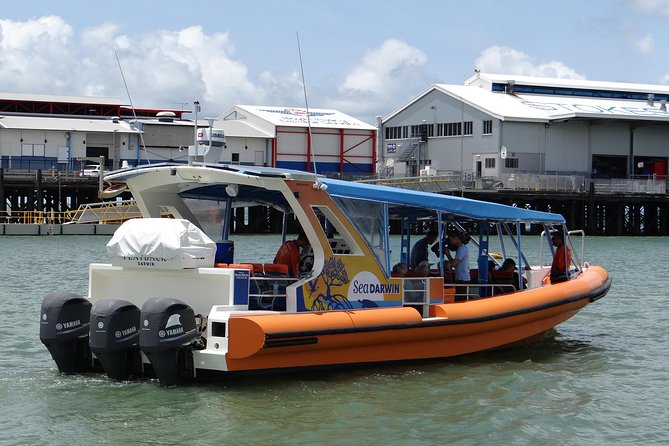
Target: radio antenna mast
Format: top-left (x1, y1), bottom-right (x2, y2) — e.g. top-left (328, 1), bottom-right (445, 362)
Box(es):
top-left (115, 51), bottom-right (149, 164)
top-left (296, 31), bottom-right (317, 175)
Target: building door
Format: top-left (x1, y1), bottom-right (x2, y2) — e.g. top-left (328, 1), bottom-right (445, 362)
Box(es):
top-left (86, 147), bottom-right (110, 167)
top-left (592, 155), bottom-right (627, 178)
top-left (254, 151), bottom-right (264, 166)
top-left (476, 160), bottom-right (482, 178)
top-left (634, 156), bottom-right (668, 177)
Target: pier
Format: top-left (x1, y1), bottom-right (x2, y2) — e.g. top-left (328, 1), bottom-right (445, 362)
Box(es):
top-left (1, 168), bottom-right (667, 236)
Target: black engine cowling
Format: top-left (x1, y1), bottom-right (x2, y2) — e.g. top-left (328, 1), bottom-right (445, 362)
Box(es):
top-left (139, 297), bottom-right (198, 387)
top-left (89, 299), bottom-right (141, 381)
top-left (39, 292), bottom-right (92, 374)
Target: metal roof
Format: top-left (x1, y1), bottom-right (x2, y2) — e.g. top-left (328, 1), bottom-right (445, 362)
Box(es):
top-left (232, 105), bottom-right (377, 130)
top-left (466, 73), bottom-right (669, 95)
top-left (0, 91), bottom-right (124, 105)
top-left (212, 118), bottom-right (274, 138)
top-left (383, 73), bottom-right (669, 123)
top-left (435, 85), bottom-right (669, 123)
top-left (0, 115), bottom-right (140, 133)
top-left (385, 80), bottom-right (669, 124)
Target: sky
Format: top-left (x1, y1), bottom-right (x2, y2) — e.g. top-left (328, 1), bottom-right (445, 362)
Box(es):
top-left (1, 0), bottom-right (668, 124)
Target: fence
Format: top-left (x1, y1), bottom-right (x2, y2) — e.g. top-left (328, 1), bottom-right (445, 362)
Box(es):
top-left (364, 171), bottom-right (667, 195)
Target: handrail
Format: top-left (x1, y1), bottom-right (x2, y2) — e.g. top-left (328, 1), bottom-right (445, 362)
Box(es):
top-left (0, 199), bottom-right (142, 224)
top-left (567, 229), bottom-right (585, 271)
top-left (0, 209), bottom-right (74, 224)
top-left (445, 282), bottom-right (517, 301)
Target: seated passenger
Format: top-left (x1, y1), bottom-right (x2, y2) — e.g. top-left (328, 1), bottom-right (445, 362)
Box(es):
top-left (273, 232), bottom-right (309, 277)
top-left (407, 260), bottom-right (430, 277)
top-left (494, 258), bottom-right (526, 293)
top-left (391, 262), bottom-right (408, 277)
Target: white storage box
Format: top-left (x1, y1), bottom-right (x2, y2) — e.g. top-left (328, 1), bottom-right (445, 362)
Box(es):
top-left (107, 218), bottom-right (216, 269)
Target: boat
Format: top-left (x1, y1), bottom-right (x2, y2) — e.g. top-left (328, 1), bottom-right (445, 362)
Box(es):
top-left (39, 163), bottom-right (611, 386)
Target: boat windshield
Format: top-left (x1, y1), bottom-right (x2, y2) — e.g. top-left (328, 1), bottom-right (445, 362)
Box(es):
top-left (333, 197), bottom-right (389, 272)
top-left (181, 197), bottom-right (228, 241)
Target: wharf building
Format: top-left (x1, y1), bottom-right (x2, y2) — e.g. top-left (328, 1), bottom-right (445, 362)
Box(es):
top-left (0, 93), bottom-right (375, 231)
top-left (378, 72), bottom-right (669, 235)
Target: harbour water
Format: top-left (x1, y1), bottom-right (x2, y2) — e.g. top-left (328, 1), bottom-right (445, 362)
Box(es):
top-left (0, 235), bottom-right (667, 445)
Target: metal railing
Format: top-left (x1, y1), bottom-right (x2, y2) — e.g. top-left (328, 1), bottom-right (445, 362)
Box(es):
top-left (495, 173), bottom-right (587, 192)
top-left (0, 199), bottom-right (141, 224)
top-left (362, 172), bottom-right (667, 195)
top-left (248, 276), bottom-right (298, 311)
top-left (592, 176), bottom-right (666, 194)
top-left (0, 209), bottom-right (74, 224)
top-left (68, 200), bottom-right (141, 224)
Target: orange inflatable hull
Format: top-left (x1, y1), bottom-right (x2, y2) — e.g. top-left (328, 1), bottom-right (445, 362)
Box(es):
top-left (226, 266), bottom-right (610, 372)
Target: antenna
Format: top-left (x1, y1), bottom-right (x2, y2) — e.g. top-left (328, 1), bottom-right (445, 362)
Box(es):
top-left (296, 31), bottom-right (317, 175)
top-left (115, 51), bottom-right (149, 164)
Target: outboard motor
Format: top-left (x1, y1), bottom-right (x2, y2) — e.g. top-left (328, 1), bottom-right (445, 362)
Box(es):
top-left (89, 299), bottom-right (141, 381)
top-left (139, 298), bottom-right (198, 387)
top-left (40, 292), bottom-right (92, 374)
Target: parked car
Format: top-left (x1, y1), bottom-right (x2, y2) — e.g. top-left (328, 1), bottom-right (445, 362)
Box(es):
top-left (82, 165), bottom-right (105, 177)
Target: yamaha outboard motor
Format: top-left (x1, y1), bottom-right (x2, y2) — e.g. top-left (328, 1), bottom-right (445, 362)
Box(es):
top-left (40, 292), bottom-right (92, 374)
top-left (139, 297), bottom-right (198, 387)
top-left (89, 299), bottom-right (141, 381)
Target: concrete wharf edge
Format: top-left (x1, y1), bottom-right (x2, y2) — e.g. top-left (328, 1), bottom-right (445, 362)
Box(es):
top-left (1, 224), bottom-right (120, 236)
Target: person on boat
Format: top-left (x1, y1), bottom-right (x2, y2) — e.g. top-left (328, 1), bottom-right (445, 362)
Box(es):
top-left (444, 230), bottom-right (471, 301)
top-left (494, 258), bottom-right (526, 293)
top-left (409, 229), bottom-right (438, 269)
top-left (273, 232), bottom-right (309, 277)
top-left (391, 262), bottom-right (408, 277)
top-left (550, 231), bottom-right (571, 283)
top-left (406, 260), bottom-right (430, 277)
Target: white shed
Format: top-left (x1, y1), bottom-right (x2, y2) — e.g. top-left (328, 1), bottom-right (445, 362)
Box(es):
top-left (214, 105), bottom-right (377, 176)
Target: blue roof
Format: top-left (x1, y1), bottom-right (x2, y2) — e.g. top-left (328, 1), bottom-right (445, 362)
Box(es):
top-left (322, 179), bottom-right (565, 224)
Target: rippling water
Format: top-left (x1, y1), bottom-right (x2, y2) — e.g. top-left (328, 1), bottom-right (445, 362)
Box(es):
top-left (0, 235), bottom-right (667, 445)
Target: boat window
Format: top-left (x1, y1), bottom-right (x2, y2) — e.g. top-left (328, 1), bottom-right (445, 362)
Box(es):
top-left (181, 197), bottom-right (228, 240)
top-left (310, 205), bottom-right (363, 255)
top-left (331, 197), bottom-right (389, 270)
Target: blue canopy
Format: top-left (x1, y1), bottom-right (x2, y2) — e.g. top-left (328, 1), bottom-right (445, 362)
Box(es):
top-left (322, 178), bottom-right (565, 224)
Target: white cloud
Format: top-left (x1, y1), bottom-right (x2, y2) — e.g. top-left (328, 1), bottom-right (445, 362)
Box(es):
top-left (631, 33), bottom-right (655, 54)
top-left (474, 46), bottom-right (586, 79)
top-left (327, 39), bottom-right (429, 119)
top-left (0, 17), bottom-right (272, 115)
top-left (0, 16), bottom-right (78, 92)
top-left (0, 17), bottom-right (429, 122)
top-left (629, 0), bottom-right (669, 16)
top-left (660, 73), bottom-right (669, 84)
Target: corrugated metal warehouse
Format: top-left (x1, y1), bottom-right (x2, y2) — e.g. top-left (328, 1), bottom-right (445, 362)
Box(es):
top-left (381, 72), bottom-right (669, 183)
top-left (214, 105), bottom-right (377, 176)
top-left (0, 95), bottom-right (376, 176)
top-left (0, 92), bottom-right (188, 171)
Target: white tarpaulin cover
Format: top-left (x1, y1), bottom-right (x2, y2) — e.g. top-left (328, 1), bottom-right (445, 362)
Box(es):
top-left (107, 218), bottom-right (216, 269)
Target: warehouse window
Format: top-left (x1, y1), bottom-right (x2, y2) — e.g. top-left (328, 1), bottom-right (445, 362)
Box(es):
top-left (485, 158), bottom-right (496, 168)
top-left (437, 122), bottom-right (462, 137)
top-left (483, 120), bottom-right (493, 135)
top-left (505, 158), bottom-right (519, 168)
top-left (385, 126), bottom-right (406, 140)
top-left (463, 121), bottom-right (473, 135)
